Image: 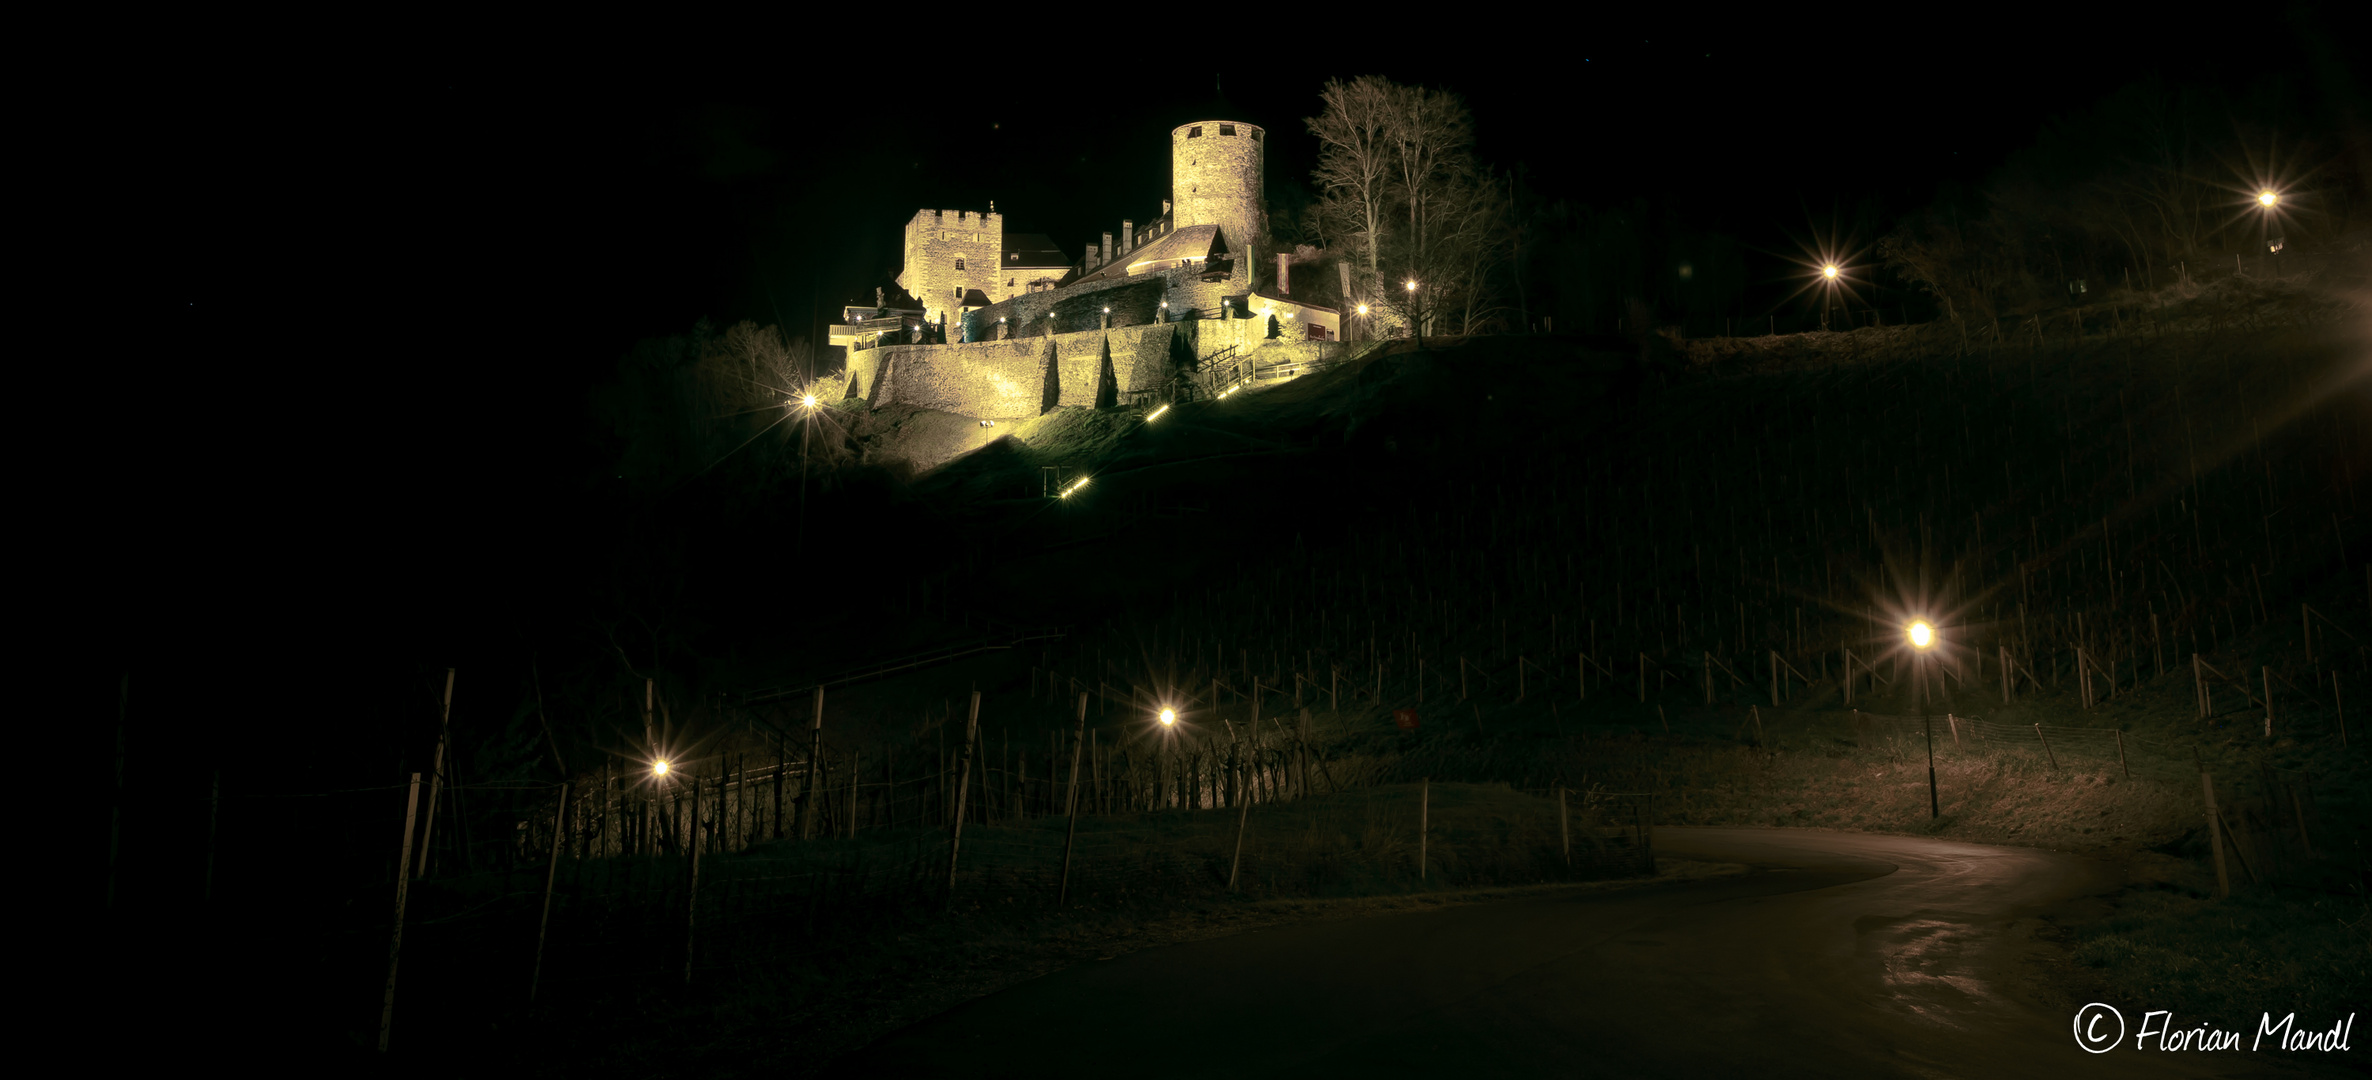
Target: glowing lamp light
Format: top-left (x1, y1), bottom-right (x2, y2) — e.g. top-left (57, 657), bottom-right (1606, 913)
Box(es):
top-left (2258, 190), bottom-right (2279, 207)
top-left (801, 394), bottom-right (818, 408)
top-left (1159, 708), bottom-right (1176, 726)
top-left (1405, 280), bottom-right (1417, 292)
top-left (1147, 404), bottom-right (1170, 422)
top-left (1357, 304), bottom-right (1368, 315)
top-left (1822, 264), bottom-right (1840, 280)
top-left (652, 759), bottom-right (671, 777)
top-left (1907, 621), bottom-right (1934, 649)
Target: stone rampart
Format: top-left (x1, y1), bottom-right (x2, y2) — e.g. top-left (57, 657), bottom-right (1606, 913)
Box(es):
top-left (849, 323), bottom-right (1184, 420)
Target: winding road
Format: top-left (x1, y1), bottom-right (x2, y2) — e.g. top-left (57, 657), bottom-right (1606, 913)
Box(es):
top-left (837, 828), bottom-right (2352, 1078)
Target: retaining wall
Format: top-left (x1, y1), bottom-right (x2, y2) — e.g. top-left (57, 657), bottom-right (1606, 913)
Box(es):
top-left (849, 323), bottom-right (1185, 420)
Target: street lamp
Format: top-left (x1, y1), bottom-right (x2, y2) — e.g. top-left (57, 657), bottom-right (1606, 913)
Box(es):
top-left (1909, 621), bottom-right (1937, 818)
top-left (1158, 708), bottom-right (1176, 726)
top-left (1819, 264), bottom-right (1843, 331)
top-left (652, 759), bottom-right (671, 778)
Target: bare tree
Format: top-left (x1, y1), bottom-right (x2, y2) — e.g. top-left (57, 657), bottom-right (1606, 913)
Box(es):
top-left (1430, 170), bottom-right (1512, 334)
top-left (1307, 76), bottom-right (1397, 292)
top-left (1385, 83), bottom-right (1474, 270)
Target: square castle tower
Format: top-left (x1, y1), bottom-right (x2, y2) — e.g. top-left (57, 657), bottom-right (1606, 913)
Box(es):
top-left (896, 208), bottom-right (1004, 327)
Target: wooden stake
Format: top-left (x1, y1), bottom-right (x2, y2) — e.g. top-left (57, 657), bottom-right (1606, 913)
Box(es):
top-left (2034, 723), bottom-right (2060, 773)
top-left (2335, 677), bottom-right (2347, 747)
top-left (530, 782), bottom-right (568, 1003)
top-left (416, 669), bottom-right (456, 879)
top-left (1558, 785), bottom-right (1571, 868)
top-left (1058, 693), bottom-right (1089, 905)
top-left (945, 691), bottom-right (980, 909)
top-left (1226, 740), bottom-right (1253, 893)
top-left (379, 773), bottom-right (423, 1053)
top-left (1418, 778), bottom-right (1429, 881)
top-left (684, 771), bottom-right (702, 984)
top-left (800, 685), bottom-right (825, 840)
top-left (2262, 666), bottom-right (2274, 738)
top-left (2114, 731), bottom-right (2128, 780)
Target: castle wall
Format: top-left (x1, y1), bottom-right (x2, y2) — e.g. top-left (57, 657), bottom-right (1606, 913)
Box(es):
top-left (851, 324), bottom-right (1183, 420)
top-left (861, 338), bottom-right (1048, 419)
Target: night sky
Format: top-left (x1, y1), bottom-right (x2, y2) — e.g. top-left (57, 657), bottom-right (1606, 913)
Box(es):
top-left (126, 21), bottom-right (2361, 666)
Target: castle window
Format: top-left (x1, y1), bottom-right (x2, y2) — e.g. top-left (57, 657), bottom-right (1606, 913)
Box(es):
top-left (1188, 126), bottom-right (1202, 138)
top-left (1220, 124), bottom-right (1235, 137)
top-left (1252, 129), bottom-right (1263, 144)
top-left (955, 258), bottom-right (965, 270)
top-left (1009, 252), bottom-right (1018, 261)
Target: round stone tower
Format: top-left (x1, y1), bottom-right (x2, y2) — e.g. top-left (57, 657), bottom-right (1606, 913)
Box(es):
top-left (1170, 119), bottom-right (1264, 289)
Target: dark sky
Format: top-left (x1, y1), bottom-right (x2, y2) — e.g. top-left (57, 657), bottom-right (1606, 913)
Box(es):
top-left (166, 19), bottom-right (2358, 365)
top-left (136, 20), bottom-right (2360, 606)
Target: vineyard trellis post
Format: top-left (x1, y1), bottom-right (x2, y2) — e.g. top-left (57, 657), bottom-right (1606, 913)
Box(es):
top-left (1059, 692), bottom-right (1088, 907)
top-left (531, 781), bottom-right (568, 1003)
top-left (379, 772), bottom-right (423, 1053)
top-left (417, 669), bottom-right (456, 879)
top-left (945, 691), bottom-right (981, 909)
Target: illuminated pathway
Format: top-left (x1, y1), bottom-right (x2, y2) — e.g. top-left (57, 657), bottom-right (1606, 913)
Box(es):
top-left (838, 829), bottom-right (2349, 1077)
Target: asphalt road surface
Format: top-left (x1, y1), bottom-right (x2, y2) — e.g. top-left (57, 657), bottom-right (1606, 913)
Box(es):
top-left (839, 828), bottom-right (2355, 1078)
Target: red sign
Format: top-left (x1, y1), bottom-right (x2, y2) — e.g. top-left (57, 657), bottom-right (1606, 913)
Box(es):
top-left (1394, 708), bottom-right (1419, 731)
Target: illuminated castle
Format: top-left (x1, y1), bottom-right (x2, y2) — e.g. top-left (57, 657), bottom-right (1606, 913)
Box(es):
top-left (837, 116), bottom-right (1341, 351)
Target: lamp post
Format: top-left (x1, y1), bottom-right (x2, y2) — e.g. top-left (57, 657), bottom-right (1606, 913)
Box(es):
top-left (1909, 620), bottom-right (1937, 818)
top-left (1820, 264), bottom-right (1840, 332)
top-left (1405, 279), bottom-right (1420, 349)
top-left (792, 393), bottom-right (818, 564)
top-left (2257, 189), bottom-right (2283, 275)
top-left (1356, 303), bottom-right (1368, 343)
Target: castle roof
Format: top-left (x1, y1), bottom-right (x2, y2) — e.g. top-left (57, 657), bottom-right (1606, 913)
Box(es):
top-left (1067, 224), bottom-right (1225, 287)
top-left (1001, 233), bottom-right (1068, 269)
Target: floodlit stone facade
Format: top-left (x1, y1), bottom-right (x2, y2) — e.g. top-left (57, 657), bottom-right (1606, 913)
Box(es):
top-left (1170, 119), bottom-right (1264, 297)
top-left (897, 209), bottom-right (1005, 328)
top-left (848, 116), bottom-right (1340, 423)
